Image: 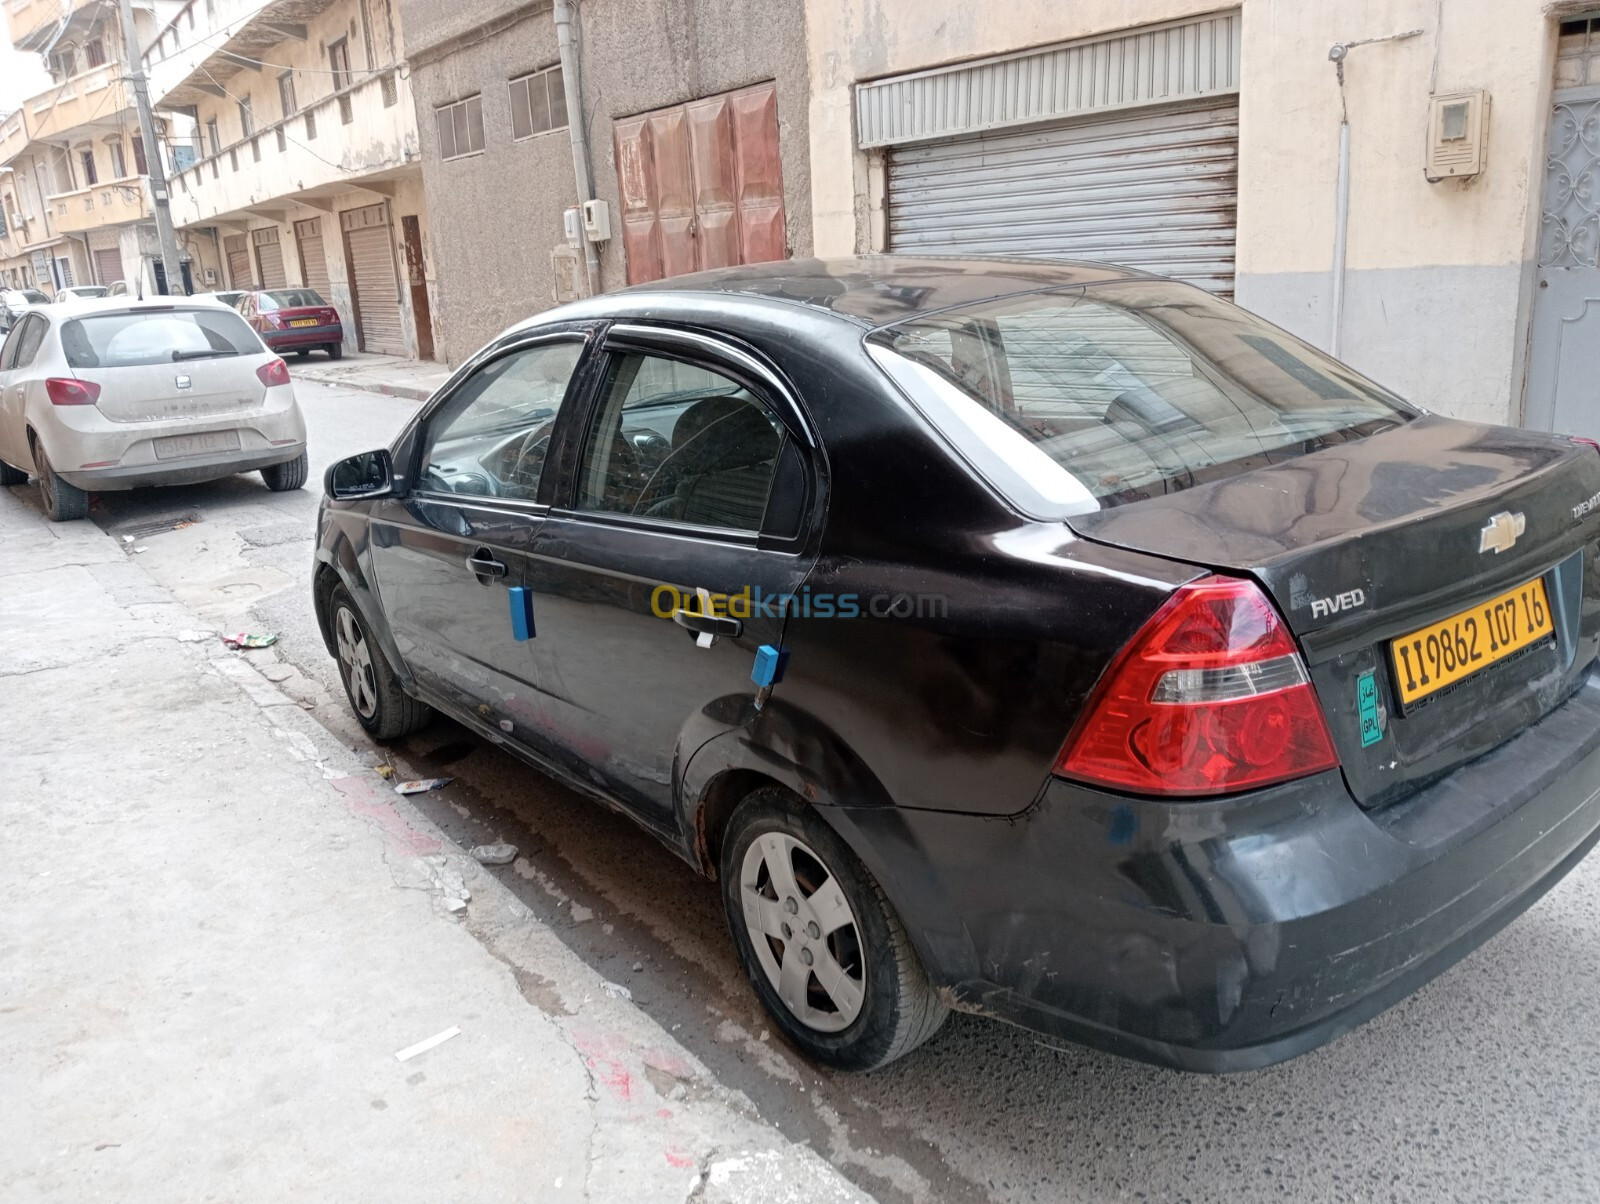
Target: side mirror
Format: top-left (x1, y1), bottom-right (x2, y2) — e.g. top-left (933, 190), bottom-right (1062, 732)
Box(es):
top-left (325, 448), bottom-right (394, 500)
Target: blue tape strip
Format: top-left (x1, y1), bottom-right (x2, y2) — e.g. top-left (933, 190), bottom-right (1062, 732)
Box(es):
top-left (751, 644), bottom-right (782, 688)
top-left (508, 586), bottom-right (534, 641)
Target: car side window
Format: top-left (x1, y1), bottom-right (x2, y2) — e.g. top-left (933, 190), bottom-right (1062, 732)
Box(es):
top-left (10, 316), bottom-right (47, 370)
top-left (418, 340), bottom-right (584, 500)
top-left (576, 351), bottom-right (787, 534)
top-left (0, 320), bottom-right (23, 371)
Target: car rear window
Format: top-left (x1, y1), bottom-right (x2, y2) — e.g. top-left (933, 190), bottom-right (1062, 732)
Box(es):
top-left (259, 289), bottom-right (326, 310)
top-left (22, 290), bottom-right (49, 304)
top-left (60, 308), bottom-right (264, 368)
top-left (868, 281), bottom-right (1415, 518)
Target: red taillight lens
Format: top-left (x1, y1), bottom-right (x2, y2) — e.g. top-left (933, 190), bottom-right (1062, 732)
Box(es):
top-left (45, 377), bottom-right (100, 406)
top-left (1056, 575), bottom-right (1339, 797)
top-left (263, 313), bottom-right (284, 328)
top-left (321, 309), bottom-right (338, 323)
top-left (256, 358), bottom-right (291, 387)
top-left (1571, 436), bottom-right (1600, 454)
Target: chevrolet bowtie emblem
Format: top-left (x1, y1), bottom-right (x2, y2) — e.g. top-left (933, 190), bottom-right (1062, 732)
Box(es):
top-left (1478, 511), bottom-right (1526, 554)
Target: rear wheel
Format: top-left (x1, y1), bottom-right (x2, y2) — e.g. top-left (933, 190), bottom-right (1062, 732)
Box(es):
top-left (325, 343), bottom-right (344, 360)
top-left (261, 452), bottom-right (308, 492)
top-left (0, 460), bottom-right (26, 487)
top-left (34, 443), bottom-right (88, 521)
top-left (721, 787), bottom-right (948, 1070)
top-left (330, 583), bottom-right (430, 739)
top-left (295, 349), bottom-right (311, 360)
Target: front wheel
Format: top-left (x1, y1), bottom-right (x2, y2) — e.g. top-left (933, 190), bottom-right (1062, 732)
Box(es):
top-left (35, 444), bottom-right (89, 521)
top-left (721, 787), bottom-right (948, 1070)
top-left (329, 583), bottom-right (430, 739)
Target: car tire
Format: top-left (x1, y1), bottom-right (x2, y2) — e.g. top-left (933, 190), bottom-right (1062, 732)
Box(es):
top-left (326, 343), bottom-right (344, 360)
top-left (721, 786), bottom-right (948, 1071)
top-left (34, 443), bottom-right (89, 521)
top-left (329, 583), bottom-right (431, 739)
top-left (261, 452), bottom-right (309, 492)
top-left (0, 459), bottom-right (27, 487)
top-left (295, 349), bottom-right (311, 359)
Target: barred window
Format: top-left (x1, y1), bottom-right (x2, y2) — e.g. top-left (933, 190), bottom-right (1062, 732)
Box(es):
top-left (436, 95), bottom-right (485, 160)
top-left (509, 66), bottom-right (566, 141)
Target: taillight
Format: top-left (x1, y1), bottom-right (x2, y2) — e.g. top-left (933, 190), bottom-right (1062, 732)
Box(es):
top-left (46, 377), bottom-right (100, 406)
top-left (1056, 575), bottom-right (1339, 797)
top-left (263, 313), bottom-right (284, 328)
top-left (321, 309), bottom-right (338, 323)
top-left (1571, 436), bottom-right (1600, 454)
top-left (257, 358), bottom-right (291, 387)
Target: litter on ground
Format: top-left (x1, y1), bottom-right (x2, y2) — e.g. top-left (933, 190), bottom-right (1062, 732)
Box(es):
top-left (222, 633), bottom-right (279, 650)
top-left (471, 843), bottom-right (518, 865)
top-left (393, 1026), bottom-right (461, 1062)
top-left (395, 777), bottom-right (451, 795)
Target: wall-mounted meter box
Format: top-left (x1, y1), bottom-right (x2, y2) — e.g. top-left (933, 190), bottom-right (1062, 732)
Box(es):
top-left (562, 206), bottom-right (583, 248)
top-left (582, 198), bottom-right (611, 243)
top-left (1426, 91), bottom-right (1489, 182)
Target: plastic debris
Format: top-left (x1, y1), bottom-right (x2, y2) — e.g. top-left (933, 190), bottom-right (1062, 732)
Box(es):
top-left (122, 535), bottom-right (135, 543)
top-left (374, 765), bottom-right (395, 780)
top-left (443, 897), bottom-right (469, 917)
top-left (470, 842), bottom-right (517, 866)
top-left (498, 719), bottom-right (514, 733)
top-left (132, 546), bottom-right (148, 554)
top-left (601, 981), bottom-right (633, 1002)
top-left (393, 1026), bottom-right (461, 1062)
top-left (632, 962), bottom-right (644, 972)
top-left (394, 777), bottom-right (451, 795)
top-left (222, 632), bottom-right (278, 649)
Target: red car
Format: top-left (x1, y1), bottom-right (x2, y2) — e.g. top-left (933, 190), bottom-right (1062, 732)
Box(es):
top-left (235, 288), bottom-right (345, 360)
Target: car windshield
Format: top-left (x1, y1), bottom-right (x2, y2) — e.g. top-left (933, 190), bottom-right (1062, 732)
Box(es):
top-left (259, 289), bottom-right (325, 310)
top-left (60, 308), bottom-right (264, 367)
top-left (67, 287), bottom-right (108, 298)
top-left (868, 281), bottom-right (1415, 517)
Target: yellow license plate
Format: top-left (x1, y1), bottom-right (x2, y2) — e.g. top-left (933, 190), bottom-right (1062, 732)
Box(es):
top-left (1390, 576), bottom-right (1554, 707)
top-left (289, 318), bottom-right (317, 327)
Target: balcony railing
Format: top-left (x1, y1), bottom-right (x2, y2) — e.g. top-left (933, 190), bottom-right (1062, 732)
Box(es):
top-left (4, 0), bottom-right (70, 51)
top-left (47, 176), bottom-right (152, 235)
top-left (0, 107), bottom-right (28, 164)
top-left (22, 63), bottom-right (131, 144)
top-left (169, 71), bottom-right (418, 225)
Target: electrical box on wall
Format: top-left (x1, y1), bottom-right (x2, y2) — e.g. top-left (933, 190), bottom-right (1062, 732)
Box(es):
top-left (1426, 90), bottom-right (1489, 182)
top-left (582, 199), bottom-right (611, 243)
top-left (562, 206), bottom-right (584, 248)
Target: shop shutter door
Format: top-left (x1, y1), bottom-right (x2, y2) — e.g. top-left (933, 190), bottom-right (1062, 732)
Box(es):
top-left (886, 98), bottom-right (1239, 295)
top-left (294, 218), bottom-right (331, 298)
top-left (93, 247), bottom-right (124, 284)
top-left (224, 234), bottom-right (252, 288)
top-left (252, 228), bottom-right (288, 290)
top-left (341, 204), bottom-right (404, 355)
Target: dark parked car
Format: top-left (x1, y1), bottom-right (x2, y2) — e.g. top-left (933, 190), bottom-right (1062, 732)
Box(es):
top-left (0, 287), bottom-right (50, 332)
top-left (237, 287), bottom-right (344, 359)
top-left (313, 258), bottom-right (1600, 1072)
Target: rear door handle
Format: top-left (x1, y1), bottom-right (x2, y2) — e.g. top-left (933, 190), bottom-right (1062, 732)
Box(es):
top-left (673, 607), bottom-right (742, 639)
top-left (464, 548), bottom-right (507, 580)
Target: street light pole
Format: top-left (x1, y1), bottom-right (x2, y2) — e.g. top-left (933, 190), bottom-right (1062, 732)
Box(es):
top-left (117, 0), bottom-right (185, 294)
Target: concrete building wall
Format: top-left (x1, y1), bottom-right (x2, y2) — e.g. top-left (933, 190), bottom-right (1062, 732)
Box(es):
top-left (403, 0), bottom-right (813, 364)
top-left (806, 0), bottom-right (1564, 427)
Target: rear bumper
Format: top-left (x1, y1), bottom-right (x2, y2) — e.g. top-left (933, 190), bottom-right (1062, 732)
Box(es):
top-left (263, 325), bottom-right (342, 350)
top-left (60, 444), bottom-right (305, 489)
top-left (829, 669), bottom-right (1600, 1072)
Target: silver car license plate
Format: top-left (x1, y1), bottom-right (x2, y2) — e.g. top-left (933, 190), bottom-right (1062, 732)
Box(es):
top-left (152, 430), bottom-right (242, 460)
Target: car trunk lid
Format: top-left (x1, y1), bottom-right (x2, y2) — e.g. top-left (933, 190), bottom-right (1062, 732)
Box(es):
top-left (1068, 415), bottom-right (1600, 806)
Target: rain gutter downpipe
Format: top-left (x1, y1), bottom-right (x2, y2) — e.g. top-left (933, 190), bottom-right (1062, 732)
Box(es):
top-left (554, 0), bottom-right (602, 298)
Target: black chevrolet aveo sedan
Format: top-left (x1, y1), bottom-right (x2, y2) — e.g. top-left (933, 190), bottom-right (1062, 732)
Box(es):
top-left (314, 258), bottom-right (1600, 1072)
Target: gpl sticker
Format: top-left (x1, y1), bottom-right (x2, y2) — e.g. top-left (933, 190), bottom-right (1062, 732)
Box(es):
top-left (1357, 670), bottom-right (1385, 747)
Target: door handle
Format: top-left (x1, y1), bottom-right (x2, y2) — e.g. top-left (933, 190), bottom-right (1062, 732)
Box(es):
top-left (464, 548), bottom-right (508, 580)
top-left (673, 607), bottom-right (742, 639)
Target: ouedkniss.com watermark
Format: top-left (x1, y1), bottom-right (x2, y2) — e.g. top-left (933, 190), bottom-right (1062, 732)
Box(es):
top-left (651, 584), bottom-right (949, 620)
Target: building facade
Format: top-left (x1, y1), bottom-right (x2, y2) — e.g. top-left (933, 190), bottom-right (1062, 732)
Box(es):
top-left (143, 0), bottom-right (436, 357)
top-left (1, 0), bottom-right (181, 295)
top-left (398, 0), bottom-right (813, 365)
top-left (805, 0), bottom-right (1600, 437)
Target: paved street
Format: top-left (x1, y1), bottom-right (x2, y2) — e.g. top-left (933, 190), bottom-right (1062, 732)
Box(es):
top-left (12, 373), bottom-right (1592, 1203)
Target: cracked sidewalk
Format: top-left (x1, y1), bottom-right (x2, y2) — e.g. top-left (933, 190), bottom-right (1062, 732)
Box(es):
top-left (0, 486), bottom-right (868, 1204)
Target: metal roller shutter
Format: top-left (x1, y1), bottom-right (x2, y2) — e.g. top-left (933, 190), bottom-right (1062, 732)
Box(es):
top-left (224, 234), bottom-right (252, 289)
top-left (252, 227), bottom-right (288, 290)
top-left (886, 98), bottom-right (1239, 295)
top-left (92, 247), bottom-right (124, 285)
top-left (294, 218), bottom-right (331, 298)
top-left (341, 204), bottom-right (404, 355)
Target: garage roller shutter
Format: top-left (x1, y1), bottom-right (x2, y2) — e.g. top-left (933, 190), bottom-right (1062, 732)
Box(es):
top-left (294, 218), bottom-right (331, 298)
top-left (341, 204), bottom-right (404, 356)
top-left (93, 247), bottom-right (124, 285)
top-left (886, 98), bottom-right (1239, 295)
top-left (253, 227), bottom-right (287, 290)
top-left (224, 234), bottom-right (252, 289)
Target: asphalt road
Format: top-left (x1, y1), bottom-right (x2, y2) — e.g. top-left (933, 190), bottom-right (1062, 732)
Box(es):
top-left (61, 377), bottom-right (1600, 1203)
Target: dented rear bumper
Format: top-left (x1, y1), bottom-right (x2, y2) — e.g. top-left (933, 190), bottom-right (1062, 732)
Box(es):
top-left (827, 668), bottom-right (1600, 1072)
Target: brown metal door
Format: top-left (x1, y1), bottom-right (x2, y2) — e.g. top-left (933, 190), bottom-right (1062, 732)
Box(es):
top-left (615, 82), bottom-right (787, 285)
top-left (399, 214), bottom-right (434, 361)
top-left (92, 246), bottom-right (124, 285)
top-left (252, 227), bottom-right (287, 290)
top-left (224, 234), bottom-right (252, 288)
top-left (341, 203), bottom-right (404, 356)
top-left (294, 217), bottom-right (332, 297)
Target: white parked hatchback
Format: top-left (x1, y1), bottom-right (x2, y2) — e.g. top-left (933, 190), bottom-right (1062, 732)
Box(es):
top-left (0, 297), bottom-right (307, 520)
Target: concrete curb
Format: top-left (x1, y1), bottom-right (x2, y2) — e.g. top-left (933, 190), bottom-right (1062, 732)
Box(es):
top-left (289, 364), bottom-right (444, 402)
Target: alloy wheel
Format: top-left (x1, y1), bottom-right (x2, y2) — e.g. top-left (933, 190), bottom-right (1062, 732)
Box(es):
top-left (335, 605), bottom-right (378, 718)
top-left (738, 832), bottom-right (867, 1032)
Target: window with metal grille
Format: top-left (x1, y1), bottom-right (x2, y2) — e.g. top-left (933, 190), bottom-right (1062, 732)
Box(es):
top-left (206, 118), bottom-right (220, 157)
top-left (276, 128), bottom-right (287, 152)
top-left (279, 71), bottom-right (296, 117)
top-left (339, 95), bottom-right (353, 125)
top-left (436, 95), bottom-right (485, 160)
top-left (509, 65), bottom-right (566, 140)
top-left (238, 97), bottom-right (254, 138)
top-left (305, 111), bottom-right (318, 140)
top-left (84, 39), bottom-right (105, 68)
top-left (380, 72), bottom-right (397, 107)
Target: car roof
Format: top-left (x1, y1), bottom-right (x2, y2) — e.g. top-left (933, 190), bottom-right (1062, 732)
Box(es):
top-left (37, 295), bottom-right (238, 315)
top-left (596, 255), bottom-right (1152, 328)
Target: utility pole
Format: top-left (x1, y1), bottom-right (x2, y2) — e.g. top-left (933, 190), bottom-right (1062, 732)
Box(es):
top-left (117, 0), bottom-right (185, 294)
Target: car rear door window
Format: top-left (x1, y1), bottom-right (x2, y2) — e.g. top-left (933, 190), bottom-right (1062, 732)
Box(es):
top-left (60, 309), bottom-right (262, 368)
top-left (576, 352), bottom-right (786, 533)
top-left (418, 340), bottom-right (583, 500)
top-left (8, 315), bottom-right (48, 370)
top-left (260, 289), bottom-right (325, 308)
